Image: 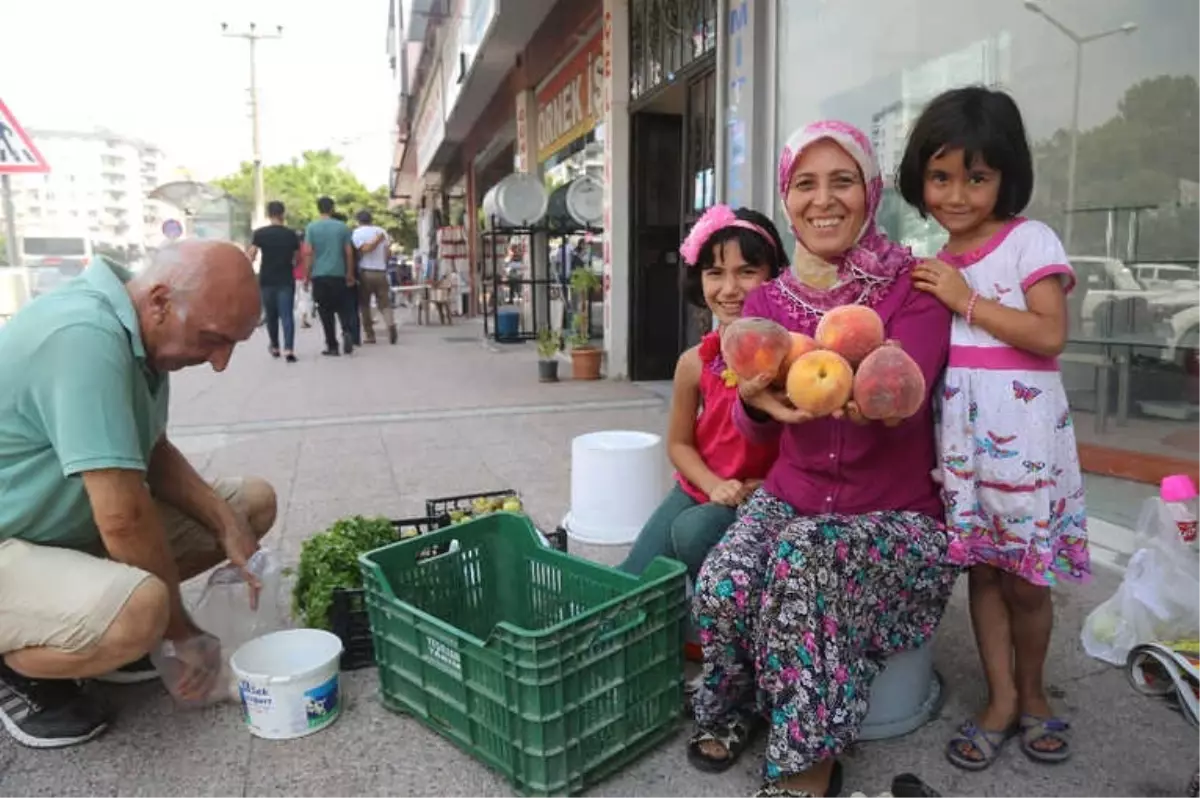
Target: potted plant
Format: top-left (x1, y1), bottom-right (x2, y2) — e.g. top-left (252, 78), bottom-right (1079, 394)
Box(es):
top-left (568, 313), bottom-right (602, 380)
top-left (536, 328), bottom-right (561, 383)
top-left (568, 265), bottom-right (602, 335)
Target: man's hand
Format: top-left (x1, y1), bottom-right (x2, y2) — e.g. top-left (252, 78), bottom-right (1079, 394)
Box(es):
top-left (158, 633), bottom-right (223, 704)
top-left (217, 509), bottom-right (262, 609)
top-left (708, 479), bottom-right (745, 507)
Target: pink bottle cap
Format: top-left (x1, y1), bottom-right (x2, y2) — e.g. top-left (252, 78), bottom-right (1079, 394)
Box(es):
top-left (1161, 474), bottom-right (1198, 503)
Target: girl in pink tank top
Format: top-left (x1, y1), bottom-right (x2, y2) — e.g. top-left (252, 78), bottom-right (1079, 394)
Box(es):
top-left (619, 206), bottom-right (786, 582)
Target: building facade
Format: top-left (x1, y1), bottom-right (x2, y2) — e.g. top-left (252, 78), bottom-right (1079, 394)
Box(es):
top-left (391, 0), bottom-right (1198, 481)
top-left (2, 129), bottom-right (179, 258)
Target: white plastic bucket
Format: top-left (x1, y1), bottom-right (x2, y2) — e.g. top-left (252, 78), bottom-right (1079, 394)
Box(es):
top-left (482, 172), bottom-right (548, 227)
top-left (565, 430), bottom-right (666, 546)
top-left (230, 629), bottom-right (344, 740)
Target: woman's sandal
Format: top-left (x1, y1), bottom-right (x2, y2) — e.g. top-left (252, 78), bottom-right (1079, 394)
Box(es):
top-left (1018, 714), bottom-right (1071, 763)
top-left (945, 720), bottom-right (1013, 771)
top-left (753, 759), bottom-right (844, 797)
top-left (687, 711), bottom-right (762, 773)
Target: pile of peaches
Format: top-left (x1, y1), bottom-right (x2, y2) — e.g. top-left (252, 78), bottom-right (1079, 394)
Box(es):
top-left (721, 306), bottom-right (925, 422)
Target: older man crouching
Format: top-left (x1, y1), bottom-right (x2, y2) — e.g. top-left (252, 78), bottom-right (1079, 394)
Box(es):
top-left (0, 241), bottom-right (277, 747)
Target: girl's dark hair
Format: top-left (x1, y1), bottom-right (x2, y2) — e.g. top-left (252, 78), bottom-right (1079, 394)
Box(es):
top-left (897, 86), bottom-right (1034, 220)
top-left (683, 208), bottom-right (788, 309)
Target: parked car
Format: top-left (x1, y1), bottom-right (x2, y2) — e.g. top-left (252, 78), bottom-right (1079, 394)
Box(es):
top-left (1132, 262), bottom-right (1200, 292)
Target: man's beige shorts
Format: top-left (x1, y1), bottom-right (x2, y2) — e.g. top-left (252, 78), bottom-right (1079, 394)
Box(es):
top-left (0, 477), bottom-right (250, 655)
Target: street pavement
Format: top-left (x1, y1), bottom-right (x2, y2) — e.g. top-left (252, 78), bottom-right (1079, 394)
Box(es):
top-left (0, 317), bottom-right (1195, 797)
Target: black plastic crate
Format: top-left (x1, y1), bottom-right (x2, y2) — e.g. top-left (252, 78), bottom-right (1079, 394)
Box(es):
top-left (425, 490), bottom-right (568, 552)
top-left (327, 516), bottom-right (442, 670)
top-left (424, 489), bottom-right (521, 523)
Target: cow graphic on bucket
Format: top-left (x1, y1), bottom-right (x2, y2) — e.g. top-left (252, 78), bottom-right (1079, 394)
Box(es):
top-left (304, 675), bottom-right (339, 728)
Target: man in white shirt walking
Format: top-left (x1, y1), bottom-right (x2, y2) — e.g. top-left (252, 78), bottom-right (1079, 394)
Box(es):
top-left (351, 210), bottom-right (396, 344)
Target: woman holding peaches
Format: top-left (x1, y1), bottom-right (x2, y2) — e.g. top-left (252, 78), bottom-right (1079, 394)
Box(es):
top-left (687, 120), bottom-right (959, 798)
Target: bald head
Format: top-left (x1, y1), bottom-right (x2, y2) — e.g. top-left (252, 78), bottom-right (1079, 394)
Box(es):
top-left (128, 240), bottom-right (261, 372)
top-left (134, 240), bottom-right (255, 295)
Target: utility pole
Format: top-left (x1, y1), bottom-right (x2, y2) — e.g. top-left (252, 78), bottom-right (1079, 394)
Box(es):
top-left (222, 22), bottom-right (282, 228)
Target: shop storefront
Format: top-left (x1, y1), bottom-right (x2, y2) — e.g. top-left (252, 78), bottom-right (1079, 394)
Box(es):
top-left (537, 27), bottom-right (606, 336)
top-left (761, 0), bottom-right (1199, 482)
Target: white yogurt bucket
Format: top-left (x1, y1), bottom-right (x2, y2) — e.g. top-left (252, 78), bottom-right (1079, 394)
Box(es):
top-left (230, 629), bottom-right (343, 740)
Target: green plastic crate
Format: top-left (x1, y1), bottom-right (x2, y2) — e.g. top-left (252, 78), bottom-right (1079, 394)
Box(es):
top-left (358, 512), bottom-right (687, 796)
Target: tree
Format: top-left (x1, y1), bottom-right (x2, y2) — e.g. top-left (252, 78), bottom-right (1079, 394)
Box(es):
top-left (213, 150), bottom-right (418, 251)
top-left (1026, 75), bottom-right (1199, 261)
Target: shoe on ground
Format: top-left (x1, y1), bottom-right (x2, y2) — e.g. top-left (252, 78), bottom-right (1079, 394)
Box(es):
top-left (389, 325), bottom-right (398, 345)
top-left (323, 348), bottom-right (340, 357)
top-left (0, 662), bottom-right (109, 748)
top-left (343, 340), bottom-right (354, 355)
top-left (95, 654), bottom-right (158, 685)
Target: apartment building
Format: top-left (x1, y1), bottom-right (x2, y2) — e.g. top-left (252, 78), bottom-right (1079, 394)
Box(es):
top-left (2, 128), bottom-right (179, 256)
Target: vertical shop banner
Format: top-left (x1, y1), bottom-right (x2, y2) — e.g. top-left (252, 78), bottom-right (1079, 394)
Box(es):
top-left (537, 31), bottom-right (604, 164)
top-left (601, 12), bottom-right (614, 338)
top-left (515, 92), bottom-right (531, 173)
top-left (725, 0), bottom-right (751, 208)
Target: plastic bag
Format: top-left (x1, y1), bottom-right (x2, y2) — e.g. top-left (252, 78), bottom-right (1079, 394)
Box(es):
top-left (190, 548), bottom-right (284, 651)
top-left (153, 548), bottom-right (285, 707)
top-left (1082, 499), bottom-right (1200, 666)
top-left (720, 317), bottom-right (793, 382)
top-left (152, 633), bottom-right (228, 708)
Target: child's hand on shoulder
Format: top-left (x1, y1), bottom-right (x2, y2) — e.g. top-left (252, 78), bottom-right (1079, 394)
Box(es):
top-left (912, 259), bottom-right (971, 315)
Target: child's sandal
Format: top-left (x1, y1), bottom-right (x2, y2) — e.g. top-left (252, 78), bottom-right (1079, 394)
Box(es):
top-left (945, 720), bottom-right (1012, 771)
top-left (1019, 714), bottom-right (1071, 763)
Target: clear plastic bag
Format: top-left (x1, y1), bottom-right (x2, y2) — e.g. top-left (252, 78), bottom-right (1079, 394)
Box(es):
top-left (190, 548), bottom-right (284, 651)
top-left (153, 548), bottom-right (285, 707)
top-left (1082, 499), bottom-right (1200, 666)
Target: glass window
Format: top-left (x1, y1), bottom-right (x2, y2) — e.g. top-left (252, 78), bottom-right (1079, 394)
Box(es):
top-left (776, 0), bottom-right (1199, 472)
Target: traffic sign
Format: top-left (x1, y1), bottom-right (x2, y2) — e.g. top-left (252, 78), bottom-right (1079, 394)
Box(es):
top-left (0, 99), bottom-right (48, 174)
top-left (162, 219), bottom-right (183, 240)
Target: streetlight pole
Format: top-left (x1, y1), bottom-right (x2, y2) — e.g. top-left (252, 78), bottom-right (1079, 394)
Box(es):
top-left (1023, 1), bottom-right (1136, 252)
top-left (222, 22), bottom-right (283, 228)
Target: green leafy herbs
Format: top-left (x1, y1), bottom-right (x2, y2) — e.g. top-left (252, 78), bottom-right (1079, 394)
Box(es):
top-left (291, 515), bottom-right (399, 630)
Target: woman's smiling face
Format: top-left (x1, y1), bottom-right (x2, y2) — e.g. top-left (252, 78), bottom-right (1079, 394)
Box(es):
top-left (784, 138), bottom-right (868, 260)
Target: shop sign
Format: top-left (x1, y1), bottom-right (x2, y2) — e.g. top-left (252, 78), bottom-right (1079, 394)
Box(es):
top-left (536, 31), bottom-right (604, 163)
top-left (415, 61), bottom-right (445, 177)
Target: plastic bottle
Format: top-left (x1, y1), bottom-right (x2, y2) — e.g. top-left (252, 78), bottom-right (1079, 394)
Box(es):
top-left (1161, 474), bottom-right (1199, 549)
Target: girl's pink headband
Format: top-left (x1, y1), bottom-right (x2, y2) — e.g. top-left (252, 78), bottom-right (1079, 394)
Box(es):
top-left (679, 204), bottom-right (779, 266)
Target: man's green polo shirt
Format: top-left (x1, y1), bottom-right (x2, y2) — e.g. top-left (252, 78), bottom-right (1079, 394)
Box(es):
top-left (0, 257), bottom-right (170, 549)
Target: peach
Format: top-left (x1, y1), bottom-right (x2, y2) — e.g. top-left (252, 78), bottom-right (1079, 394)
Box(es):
top-left (786, 350), bottom-right (854, 417)
top-left (852, 343), bottom-right (927, 421)
top-left (721, 318), bottom-right (793, 382)
top-left (815, 305), bottom-right (885, 365)
top-left (774, 333), bottom-right (821, 386)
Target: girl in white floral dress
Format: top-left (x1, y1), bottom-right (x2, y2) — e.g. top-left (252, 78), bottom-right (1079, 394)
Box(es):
top-left (898, 86), bottom-right (1089, 773)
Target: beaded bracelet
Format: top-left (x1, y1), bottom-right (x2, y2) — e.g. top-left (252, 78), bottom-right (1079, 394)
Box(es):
top-left (965, 291), bottom-right (981, 326)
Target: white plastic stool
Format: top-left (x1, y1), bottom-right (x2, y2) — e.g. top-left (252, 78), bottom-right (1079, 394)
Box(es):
top-left (858, 641), bottom-right (944, 741)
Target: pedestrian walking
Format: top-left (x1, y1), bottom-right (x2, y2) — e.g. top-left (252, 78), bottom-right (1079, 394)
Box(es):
top-left (245, 201), bottom-right (300, 362)
top-left (351, 210), bottom-right (397, 344)
top-left (303, 197), bottom-right (357, 356)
